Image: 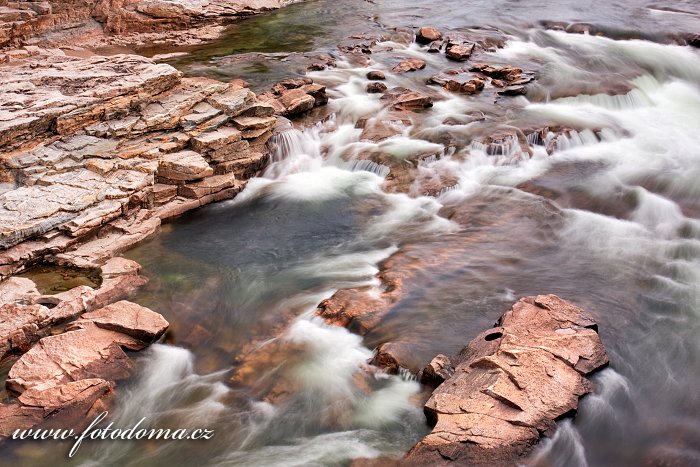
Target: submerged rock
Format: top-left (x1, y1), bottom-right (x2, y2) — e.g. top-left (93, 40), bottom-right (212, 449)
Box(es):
top-left (405, 294), bottom-right (608, 466)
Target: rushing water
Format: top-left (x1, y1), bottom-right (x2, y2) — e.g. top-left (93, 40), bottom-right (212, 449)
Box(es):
top-left (4, 1), bottom-right (700, 466)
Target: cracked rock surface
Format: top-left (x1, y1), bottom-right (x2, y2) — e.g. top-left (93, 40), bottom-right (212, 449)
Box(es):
top-left (405, 294), bottom-right (608, 465)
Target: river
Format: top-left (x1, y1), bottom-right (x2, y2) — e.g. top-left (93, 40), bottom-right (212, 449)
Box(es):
top-left (5, 0), bottom-right (700, 465)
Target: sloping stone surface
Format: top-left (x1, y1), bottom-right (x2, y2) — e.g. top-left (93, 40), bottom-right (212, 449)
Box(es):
top-left (0, 51), bottom-right (277, 275)
top-left (7, 300), bottom-right (168, 393)
top-left (405, 294), bottom-right (608, 466)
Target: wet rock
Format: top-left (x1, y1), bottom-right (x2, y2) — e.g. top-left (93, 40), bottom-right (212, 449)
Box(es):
top-left (418, 354), bottom-right (454, 387)
top-left (405, 294), bottom-right (608, 466)
top-left (359, 118), bottom-right (403, 142)
top-left (369, 342), bottom-right (413, 374)
top-left (271, 77), bottom-right (313, 94)
top-left (7, 300), bottom-right (168, 393)
top-left (566, 22), bottom-right (597, 35)
top-left (441, 77), bottom-right (485, 94)
top-left (689, 34), bottom-right (700, 48)
top-left (178, 173), bottom-right (239, 198)
top-left (317, 289), bottom-right (387, 335)
top-left (470, 63), bottom-right (533, 85)
top-left (301, 83), bottom-right (329, 106)
top-left (417, 27), bottom-right (443, 44)
top-left (380, 87), bottom-right (433, 110)
top-left (337, 33), bottom-right (384, 55)
top-left (498, 85), bottom-right (528, 96)
top-left (366, 82), bottom-right (388, 93)
top-left (428, 41), bottom-right (443, 53)
top-left (445, 42), bottom-right (474, 61)
top-left (279, 89), bottom-right (315, 116)
top-left (262, 79), bottom-right (329, 118)
top-left (392, 58), bottom-right (427, 73)
top-left (367, 70), bottom-right (386, 80)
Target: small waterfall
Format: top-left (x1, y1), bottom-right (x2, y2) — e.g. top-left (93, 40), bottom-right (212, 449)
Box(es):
top-left (525, 420), bottom-right (589, 467)
top-left (348, 159), bottom-right (391, 177)
top-left (267, 125), bottom-right (323, 167)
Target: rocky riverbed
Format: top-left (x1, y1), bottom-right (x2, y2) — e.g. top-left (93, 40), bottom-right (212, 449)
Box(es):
top-left (0, 2), bottom-right (330, 442)
top-left (2, 0), bottom-right (700, 465)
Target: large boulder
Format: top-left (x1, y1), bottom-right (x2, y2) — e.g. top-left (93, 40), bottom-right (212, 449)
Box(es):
top-left (405, 294), bottom-right (608, 465)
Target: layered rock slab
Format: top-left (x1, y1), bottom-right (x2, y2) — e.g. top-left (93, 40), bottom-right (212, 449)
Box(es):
top-left (0, 257), bottom-right (148, 362)
top-left (0, 50), bottom-right (280, 277)
top-left (405, 294), bottom-right (608, 465)
top-left (1, 300), bottom-right (168, 438)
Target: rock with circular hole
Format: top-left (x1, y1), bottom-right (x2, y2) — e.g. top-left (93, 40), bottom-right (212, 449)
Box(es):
top-left (405, 294), bottom-right (608, 465)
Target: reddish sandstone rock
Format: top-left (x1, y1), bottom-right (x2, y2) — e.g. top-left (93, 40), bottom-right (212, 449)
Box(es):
top-left (366, 82), bottom-right (388, 93)
top-left (17, 378), bottom-right (113, 417)
top-left (392, 58), bottom-right (426, 73)
top-left (157, 150), bottom-right (213, 181)
top-left (279, 88), bottom-right (316, 116)
top-left (301, 83), bottom-right (328, 106)
top-left (380, 87), bottom-right (433, 110)
top-left (0, 303), bottom-right (50, 360)
top-left (369, 342), bottom-right (414, 374)
top-left (418, 353), bottom-right (454, 387)
top-left (417, 27), bottom-right (443, 44)
top-left (0, 403), bottom-right (44, 438)
top-left (405, 294), bottom-right (608, 466)
top-left (445, 42), bottom-right (474, 61)
top-left (7, 300), bottom-right (168, 394)
top-left (68, 300), bottom-right (169, 343)
top-left (359, 118), bottom-right (403, 142)
top-left (366, 70), bottom-right (386, 80)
